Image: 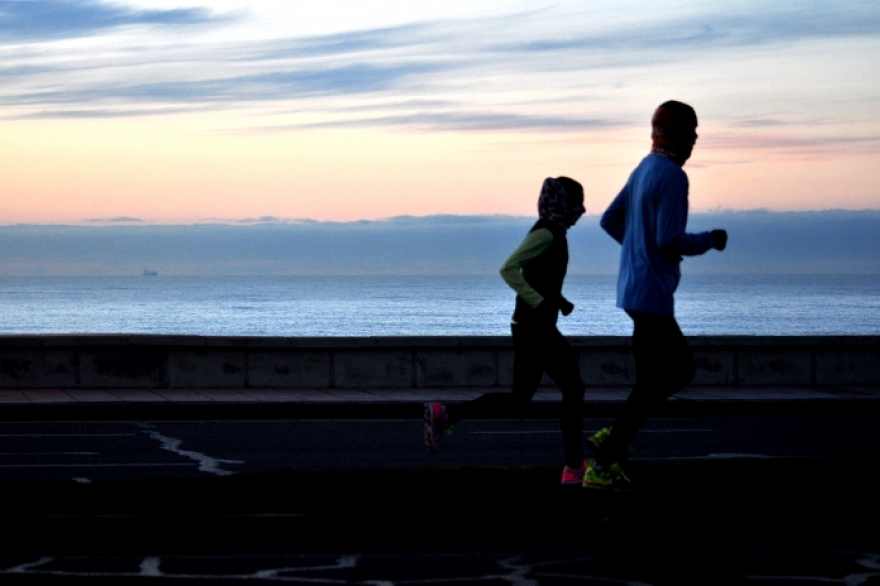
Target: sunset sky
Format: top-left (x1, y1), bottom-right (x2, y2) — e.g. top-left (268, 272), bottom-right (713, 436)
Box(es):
top-left (1, 0), bottom-right (879, 224)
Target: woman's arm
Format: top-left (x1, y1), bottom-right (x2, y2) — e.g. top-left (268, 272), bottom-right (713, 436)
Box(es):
top-left (499, 228), bottom-right (554, 308)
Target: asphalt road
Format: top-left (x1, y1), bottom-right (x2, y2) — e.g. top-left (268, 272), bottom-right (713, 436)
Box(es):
top-left (2, 415), bottom-right (880, 484)
top-left (2, 416), bottom-right (879, 584)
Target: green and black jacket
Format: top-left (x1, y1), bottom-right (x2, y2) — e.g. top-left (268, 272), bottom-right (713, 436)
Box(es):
top-left (499, 218), bottom-right (571, 326)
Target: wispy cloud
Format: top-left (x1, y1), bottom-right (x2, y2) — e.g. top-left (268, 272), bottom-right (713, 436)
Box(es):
top-left (704, 132), bottom-right (880, 155)
top-left (248, 23), bottom-right (438, 60)
top-left (85, 216), bottom-right (144, 224)
top-left (0, 0), bottom-right (225, 41)
top-left (258, 110), bottom-right (621, 132)
top-left (2, 1), bottom-right (879, 136)
top-left (502, 2), bottom-right (880, 55)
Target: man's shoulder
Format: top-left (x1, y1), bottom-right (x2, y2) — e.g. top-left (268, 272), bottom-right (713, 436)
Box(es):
top-left (639, 153), bottom-right (686, 175)
top-left (635, 155), bottom-right (688, 190)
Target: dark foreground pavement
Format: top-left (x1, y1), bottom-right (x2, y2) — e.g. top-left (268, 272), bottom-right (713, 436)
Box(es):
top-left (2, 458), bottom-right (880, 584)
top-left (1, 386), bottom-right (879, 583)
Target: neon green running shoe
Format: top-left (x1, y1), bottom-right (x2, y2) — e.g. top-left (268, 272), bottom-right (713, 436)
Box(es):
top-left (582, 462), bottom-right (633, 490)
top-left (588, 427), bottom-right (612, 452)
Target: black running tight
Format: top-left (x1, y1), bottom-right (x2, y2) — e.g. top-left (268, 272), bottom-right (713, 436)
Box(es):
top-left (447, 321), bottom-right (586, 468)
top-left (597, 310), bottom-right (695, 467)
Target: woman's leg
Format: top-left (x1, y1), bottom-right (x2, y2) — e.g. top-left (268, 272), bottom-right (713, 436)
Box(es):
top-left (540, 326), bottom-right (586, 469)
top-left (447, 322), bottom-right (542, 423)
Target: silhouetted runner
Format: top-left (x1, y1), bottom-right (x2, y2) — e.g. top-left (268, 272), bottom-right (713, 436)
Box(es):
top-left (584, 100), bottom-right (728, 490)
top-left (424, 177), bottom-right (590, 485)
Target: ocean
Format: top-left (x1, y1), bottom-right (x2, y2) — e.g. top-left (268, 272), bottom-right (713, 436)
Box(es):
top-left (0, 274), bottom-right (878, 337)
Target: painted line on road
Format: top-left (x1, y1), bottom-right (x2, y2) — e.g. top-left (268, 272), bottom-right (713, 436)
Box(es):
top-left (141, 426), bottom-right (243, 476)
top-left (0, 463), bottom-right (193, 468)
top-left (0, 434), bottom-right (136, 437)
top-left (704, 453), bottom-right (772, 459)
top-left (637, 453), bottom-right (773, 461)
top-left (0, 452), bottom-right (99, 456)
top-left (469, 431), bottom-right (562, 435)
top-left (470, 428), bottom-right (714, 435)
top-left (641, 429), bottom-right (714, 433)
top-left (2, 554), bottom-right (360, 580)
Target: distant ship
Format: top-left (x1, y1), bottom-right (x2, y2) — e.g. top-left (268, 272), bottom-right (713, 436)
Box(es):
top-left (143, 269), bottom-right (158, 276)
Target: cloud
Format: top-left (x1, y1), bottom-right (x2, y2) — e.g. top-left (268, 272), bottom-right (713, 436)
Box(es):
top-left (1, 211), bottom-right (878, 276)
top-left (263, 110), bottom-right (620, 132)
top-left (9, 104), bottom-right (214, 119)
top-left (702, 132), bottom-right (880, 156)
top-left (0, 0), bottom-right (224, 41)
top-left (85, 216), bottom-right (144, 224)
top-left (249, 23), bottom-right (437, 60)
top-left (2, 1), bottom-right (879, 134)
top-left (502, 1), bottom-right (880, 55)
top-left (4, 62), bottom-right (446, 109)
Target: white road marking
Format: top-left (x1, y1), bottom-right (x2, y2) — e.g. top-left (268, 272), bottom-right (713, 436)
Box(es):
top-left (471, 428), bottom-right (714, 435)
top-left (0, 434), bottom-right (135, 437)
top-left (254, 555), bottom-right (358, 578)
top-left (140, 557), bottom-right (162, 577)
top-left (0, 452), bottom-right (99, 456)
top-left (470, 431), bottom-right (562, 434)
top-left (2, 553), bottom-right (872, 582)
top-left (641, 429), bottom-right (714, 433)
top-left (0, 463), bottom-right (192, 468)
top-left (1, 554), bottom-right (361, 580)
top-left (142, 428), bottom-right (243, 476)
top-left (72, 477), bottom-right (91, 484)
top-left (6, 557), bottom-right (52, 573)
top-left (498, 556), bottom-right (540, 586)
top-left (637, 454), bottom-right (773, 461)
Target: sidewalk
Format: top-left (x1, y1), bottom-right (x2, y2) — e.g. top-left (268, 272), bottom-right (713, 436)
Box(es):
top-left (1, 384), bottom-right (879, 420)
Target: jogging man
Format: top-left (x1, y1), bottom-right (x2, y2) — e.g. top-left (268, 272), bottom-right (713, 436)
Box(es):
top-left (585, 100), bottom-right (727, 489)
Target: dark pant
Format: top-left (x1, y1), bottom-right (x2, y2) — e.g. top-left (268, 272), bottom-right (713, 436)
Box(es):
top-left (448, 321), bottom-right (586, 468)
top-left (597, 311), bottom-right (695, 467)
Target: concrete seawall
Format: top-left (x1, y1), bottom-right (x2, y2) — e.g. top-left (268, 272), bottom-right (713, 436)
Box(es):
top-left (0, 335), bottom-right (877, 390)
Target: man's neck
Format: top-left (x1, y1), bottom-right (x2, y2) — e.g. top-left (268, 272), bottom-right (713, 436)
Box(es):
top-left (650, 147), bottom-right (684, 166)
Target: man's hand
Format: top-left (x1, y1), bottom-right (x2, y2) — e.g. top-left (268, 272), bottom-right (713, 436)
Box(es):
top-left (711, 229), bottom-right (727, 251)
top-left (559, 298), bottom-right (575, 316)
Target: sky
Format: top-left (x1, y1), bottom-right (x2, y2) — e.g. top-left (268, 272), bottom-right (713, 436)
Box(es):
top-left (1, 0), bottom-right (879, 225)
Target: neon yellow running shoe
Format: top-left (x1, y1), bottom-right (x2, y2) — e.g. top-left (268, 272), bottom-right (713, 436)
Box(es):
top-left (582, 462), bottom-right (632, 490)
top-left (588, 427), bottom-right (612, 452)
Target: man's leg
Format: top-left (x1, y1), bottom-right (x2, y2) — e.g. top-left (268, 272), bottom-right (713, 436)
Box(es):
top-left (595, 311), bottom-right (694, 467)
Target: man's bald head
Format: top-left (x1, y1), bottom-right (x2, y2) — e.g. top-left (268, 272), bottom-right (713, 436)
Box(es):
top-left (653, 101), bottom-right (697, 130)
top-left (651, 100), bottom-right (698, 166)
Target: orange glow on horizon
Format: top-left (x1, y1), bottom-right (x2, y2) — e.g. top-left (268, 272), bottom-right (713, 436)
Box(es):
top-left (1, 111), bottom-right (878, 225)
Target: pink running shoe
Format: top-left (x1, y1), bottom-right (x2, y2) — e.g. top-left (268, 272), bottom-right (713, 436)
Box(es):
top-left (560, 461), bottom-right (588, 485)
top-left (423, 402), bottom-right (450, 455)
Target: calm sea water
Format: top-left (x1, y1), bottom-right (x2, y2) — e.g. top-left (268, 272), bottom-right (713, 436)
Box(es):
top-left (0, 274), bottom-right (878, 337)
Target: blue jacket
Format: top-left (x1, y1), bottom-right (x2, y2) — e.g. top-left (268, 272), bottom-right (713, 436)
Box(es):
top-left (600, 154), bottom-right (713, 314)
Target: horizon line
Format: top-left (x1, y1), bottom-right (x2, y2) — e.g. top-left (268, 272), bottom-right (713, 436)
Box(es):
top-left (3, 208), bottom-right (880, 228)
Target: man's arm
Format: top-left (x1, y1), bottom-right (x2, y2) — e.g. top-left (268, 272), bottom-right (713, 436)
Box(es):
top-left (655, 173), bottom-right (714, 257)
top-left (499, 228), bottom-right (554, 308)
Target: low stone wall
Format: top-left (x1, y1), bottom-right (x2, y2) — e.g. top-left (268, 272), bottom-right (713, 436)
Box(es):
top-left (0, 335), bottom-right (877, 389)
